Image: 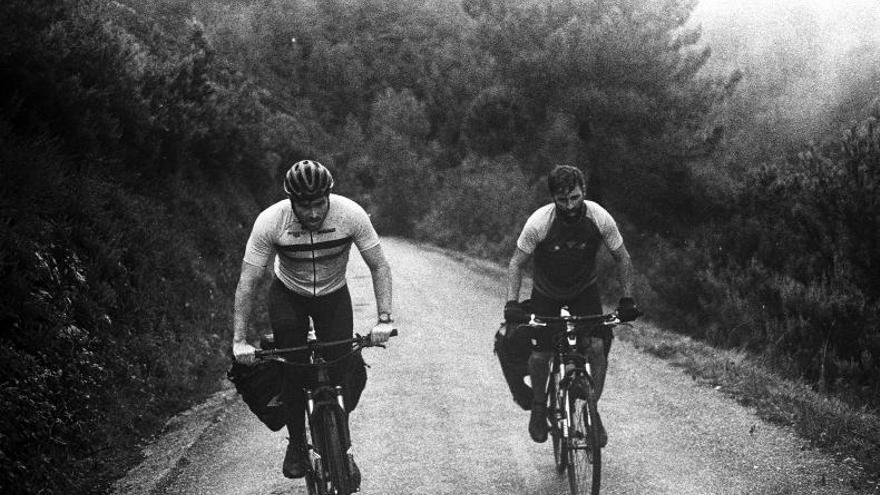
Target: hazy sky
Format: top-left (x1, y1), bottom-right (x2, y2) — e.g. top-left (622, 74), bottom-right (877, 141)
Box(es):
top-left (690, 0), bottom-right (880, 135)
top-left (691, 0), bottom-right (880, 69)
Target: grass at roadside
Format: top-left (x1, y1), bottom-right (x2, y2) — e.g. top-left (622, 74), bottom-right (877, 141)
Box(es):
top-left (615, 323), bottom-right (880, 491)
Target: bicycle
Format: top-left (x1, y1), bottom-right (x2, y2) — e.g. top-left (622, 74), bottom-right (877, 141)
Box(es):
top-left (520, 307), bottom-right (619, 495)
top-left (254, 329), bottom-right (397, 495)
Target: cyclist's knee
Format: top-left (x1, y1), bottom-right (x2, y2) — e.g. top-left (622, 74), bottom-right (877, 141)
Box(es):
top-left (586, 338), bottom-right (605, 362)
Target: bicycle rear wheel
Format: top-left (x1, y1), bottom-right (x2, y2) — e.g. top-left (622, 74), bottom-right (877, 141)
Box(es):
top-left (314, 405), bottom-right (353, 495)
top-left (548, 371), bottom-right (567, 474)
top-left (567, 377), bottom-right (601, 495)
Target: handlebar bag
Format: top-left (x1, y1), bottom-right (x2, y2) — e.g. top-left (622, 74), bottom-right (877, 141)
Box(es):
top-left (227, 359), bottom-right (287, 431)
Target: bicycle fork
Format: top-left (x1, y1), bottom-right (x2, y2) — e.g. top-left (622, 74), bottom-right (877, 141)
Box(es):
top-left (560, 362), bottom-right (595, 446)
top-left (305, 389), bottom-right (324, 486)
top-left (556, 360), bottom-right (570, 439)
top-left (305, 385), bottom-right (345, 411)
top-left (306, 387), bottom-right (357, 494)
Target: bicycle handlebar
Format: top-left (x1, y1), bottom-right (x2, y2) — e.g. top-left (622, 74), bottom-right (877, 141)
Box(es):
top-left (525, 313), bottom-right (619, 327)
top-left (254, 329), bottom-right (398, 359)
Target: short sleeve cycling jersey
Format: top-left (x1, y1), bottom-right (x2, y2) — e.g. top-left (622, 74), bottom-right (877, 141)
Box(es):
top-left (516, 201), bottom-right (623, 299)
top-left (243, 194), bottom-right (380, 297)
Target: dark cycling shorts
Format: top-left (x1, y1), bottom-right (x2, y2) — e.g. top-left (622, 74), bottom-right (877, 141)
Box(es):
top-left (268, 277), bottom-right (353, 433)
top-left (268, 277), bottom-right (353, 355)
top-left (528, 284), bottom-right (613, 356)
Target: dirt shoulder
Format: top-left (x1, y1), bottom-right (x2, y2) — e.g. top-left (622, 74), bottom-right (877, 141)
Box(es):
top-left (110, 388), bottom-right (238, 495)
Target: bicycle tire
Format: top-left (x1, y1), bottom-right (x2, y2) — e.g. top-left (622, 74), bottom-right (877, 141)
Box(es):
top-left (548, 371), bottom-right (567, 474)
top-left (303, 417), bottom-right (320, 495)
top-left (305, 471), bottom-right (318, 495)
top-left (567, 376), bottom-right (601, 495)
top-left (314, 405), bottom-right (353, 495)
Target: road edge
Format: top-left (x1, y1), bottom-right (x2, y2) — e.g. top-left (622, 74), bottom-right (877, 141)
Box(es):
top-left (110, 386), bottom-right (238, 495)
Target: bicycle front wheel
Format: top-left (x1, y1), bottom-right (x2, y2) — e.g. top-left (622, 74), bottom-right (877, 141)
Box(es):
top-left (567, 378), bottom-right (601, 495)
top-left (314, 406), bottom-right (353, 495)
top-left (548, 371), bottom-right (567, 474)
top-left (305, 471), bottom-right (318, 495)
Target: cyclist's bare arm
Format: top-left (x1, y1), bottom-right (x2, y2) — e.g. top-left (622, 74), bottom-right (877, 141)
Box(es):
top-left (232, 260), bottom-right (265, 364)
top-left (359, 244), bottom-right (394, 344)
top-left (507, 247), bottom-right (531, 301)
top-left (360, 244), bottom-right (392, 315)
top-left (609, 243), bottom-right (634, 297)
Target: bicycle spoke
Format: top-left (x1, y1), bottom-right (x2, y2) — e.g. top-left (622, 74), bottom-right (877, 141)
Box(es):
top-left (567, 379), bottom-right (601, 495)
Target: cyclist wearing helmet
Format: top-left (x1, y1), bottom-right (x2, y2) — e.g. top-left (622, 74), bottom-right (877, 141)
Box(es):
top-left (231, 160), bottom-right (394, 479)
top-left (504, 164), bottom-right (640, 446)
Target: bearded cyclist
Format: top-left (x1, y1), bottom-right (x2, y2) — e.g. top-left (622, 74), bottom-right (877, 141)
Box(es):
top-left (231, 160), bottom-right (395, 479)
top-left (505, 165), bottom-right (640, 446)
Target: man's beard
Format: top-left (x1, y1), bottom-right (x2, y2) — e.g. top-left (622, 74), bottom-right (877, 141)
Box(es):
top-left (558, 202), bottom-right (585, 223)
top-left (302, 219), bottom-right (323, 230)
top-left (293, 208), bottom-right (328, 231)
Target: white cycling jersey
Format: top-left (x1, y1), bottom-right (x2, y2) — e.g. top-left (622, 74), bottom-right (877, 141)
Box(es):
top-left (243, 194), bottom-right (380, 297)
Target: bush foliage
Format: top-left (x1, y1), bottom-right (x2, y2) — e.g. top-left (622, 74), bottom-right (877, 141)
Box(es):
top-left (650, 106), bottom-right (880, 403)
top-left (0, 1), bottom-right (275, 492)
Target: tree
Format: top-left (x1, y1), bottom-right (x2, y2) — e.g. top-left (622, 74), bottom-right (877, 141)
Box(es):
top-left (461, 0), bottom-right (734, 230)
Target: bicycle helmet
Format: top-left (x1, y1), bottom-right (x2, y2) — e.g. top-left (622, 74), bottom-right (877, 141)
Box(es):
top-left (283, 160), bottom-right (335, 200)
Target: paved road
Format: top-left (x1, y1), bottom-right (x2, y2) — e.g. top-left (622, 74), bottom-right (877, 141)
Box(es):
top-left (113, 237), bottom-right (870, 495)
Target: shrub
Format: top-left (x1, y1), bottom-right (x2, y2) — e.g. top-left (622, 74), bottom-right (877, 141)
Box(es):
top-left (648, 104), bottom-right (880, 405)
top-left (414, 155), bottom-right (532, 262)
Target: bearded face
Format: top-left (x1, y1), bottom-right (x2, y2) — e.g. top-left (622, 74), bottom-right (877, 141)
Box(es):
top-left (291, 195), bottom-right (330, 231)
top-left (553, 186), bottom-right (585, 223)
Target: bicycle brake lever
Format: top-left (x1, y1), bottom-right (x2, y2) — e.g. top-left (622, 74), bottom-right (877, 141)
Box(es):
top-left (529, 314), bottom-right (547, 327)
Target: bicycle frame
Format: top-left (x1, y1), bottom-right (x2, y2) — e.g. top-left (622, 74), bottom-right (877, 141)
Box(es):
top-left (256, 331), bottom-right (395, 495)
top-left (529, 308), bottom-right (615, 404)
top-left (306, 342), bottom-right (354, 495)
top-left (525, 308), bottom-right (618, 495)
top-left (553, 308), bottom-right (587, 442)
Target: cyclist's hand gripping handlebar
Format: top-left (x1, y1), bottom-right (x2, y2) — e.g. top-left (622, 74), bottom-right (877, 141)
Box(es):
top-left (232, 340), bottom-right (258, 366)
top-left (350, 328), bottom-right (399, 349)
top-left (615, 297), bottom-right (642, 322)
top-left (370, 323), bottom-right (397, 345)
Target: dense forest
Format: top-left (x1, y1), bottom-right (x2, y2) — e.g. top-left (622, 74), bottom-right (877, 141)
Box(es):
top-left (1, 0), bottom-right (878, 492)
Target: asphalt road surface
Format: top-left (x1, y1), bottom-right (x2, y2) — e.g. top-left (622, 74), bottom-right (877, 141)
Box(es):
top-left (113, 237), bottom-right (871, 495)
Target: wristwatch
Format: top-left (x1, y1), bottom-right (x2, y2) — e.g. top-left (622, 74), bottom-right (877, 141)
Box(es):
top-left (378, 312), bottom-right (393, 324)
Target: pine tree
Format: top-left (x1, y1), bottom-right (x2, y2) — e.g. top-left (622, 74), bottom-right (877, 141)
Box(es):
top-left (461, 0), bottom-right (736, 229)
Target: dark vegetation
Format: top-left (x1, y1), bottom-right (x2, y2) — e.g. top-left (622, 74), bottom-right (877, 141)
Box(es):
top-left (0, 1), bottom-right (275, 492)
top-left (1, 0), bottom-right (878, 492)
